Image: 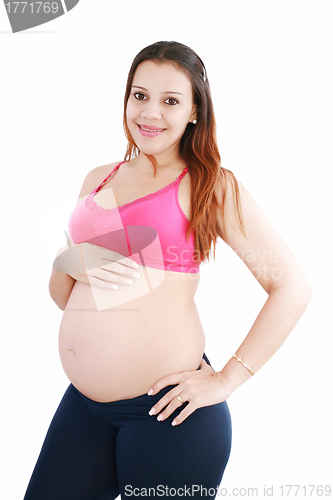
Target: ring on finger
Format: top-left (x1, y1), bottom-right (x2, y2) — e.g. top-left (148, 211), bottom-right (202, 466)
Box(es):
top-left (177, 395), bottom-right (184, 404)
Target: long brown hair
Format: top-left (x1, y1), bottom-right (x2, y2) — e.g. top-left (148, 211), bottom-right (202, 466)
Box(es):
top-left (123, 41), bottom-right (245, 264)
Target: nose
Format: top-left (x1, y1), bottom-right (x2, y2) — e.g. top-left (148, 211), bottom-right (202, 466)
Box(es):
top-left (140, 100), bottom-right (163, 121)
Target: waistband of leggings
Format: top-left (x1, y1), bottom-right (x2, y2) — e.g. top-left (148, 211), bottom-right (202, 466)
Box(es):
top-left (71, 383), bottom-right (183, 414)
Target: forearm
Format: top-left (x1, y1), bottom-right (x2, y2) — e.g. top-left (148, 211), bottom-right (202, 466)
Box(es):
top-left (220, 283), bottom-right (313, 393)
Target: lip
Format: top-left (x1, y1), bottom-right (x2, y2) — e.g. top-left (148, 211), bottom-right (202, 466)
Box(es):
top-left (137, 123), bottom-right (166, 137)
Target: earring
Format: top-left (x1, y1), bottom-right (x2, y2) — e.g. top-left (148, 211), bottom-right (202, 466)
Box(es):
top-left (192, 119), bottom-right (197, 124)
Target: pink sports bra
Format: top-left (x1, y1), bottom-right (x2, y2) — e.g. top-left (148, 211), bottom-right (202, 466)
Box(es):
top-left (68, 161), bottom-right (201, 273)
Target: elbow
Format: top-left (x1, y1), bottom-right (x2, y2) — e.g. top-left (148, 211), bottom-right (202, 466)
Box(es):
top-left (294, 285), bottom-right (312, 317)
top-left (270, 276), bottom-right (313, 312)
top-left (293, 273), bottom-right (313, 309)
top-left (48, 275), bottom-right (74, 311)
top-left (48, 283), bottom-right (66, 311)
top-left (296, 286), bottom-right (313, 322)
top-left (300, 282), bottom-right (313, 309)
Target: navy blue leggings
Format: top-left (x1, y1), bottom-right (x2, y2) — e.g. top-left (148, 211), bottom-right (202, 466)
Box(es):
top-left (24, 354), bottom-right (232, 499)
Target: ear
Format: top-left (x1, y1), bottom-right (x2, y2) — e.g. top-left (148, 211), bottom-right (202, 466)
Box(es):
top-left (189, 105), bottom-right (197, 123)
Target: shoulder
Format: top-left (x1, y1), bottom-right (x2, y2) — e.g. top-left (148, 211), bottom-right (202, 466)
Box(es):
top-left (77, 161), bottom-right (123, 200)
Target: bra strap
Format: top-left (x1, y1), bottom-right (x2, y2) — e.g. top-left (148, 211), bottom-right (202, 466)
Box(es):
top-left (177, 166), bottom-right (189, 181)
top-left (93, 161), bottom-right (127, 193)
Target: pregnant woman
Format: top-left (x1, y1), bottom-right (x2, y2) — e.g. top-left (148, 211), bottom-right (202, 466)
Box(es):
top-left (24, 41), bottom-right (312, 499)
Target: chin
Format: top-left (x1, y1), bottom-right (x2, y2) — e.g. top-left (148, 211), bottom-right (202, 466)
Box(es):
top-left (132, 138), bottom-right (167, 156)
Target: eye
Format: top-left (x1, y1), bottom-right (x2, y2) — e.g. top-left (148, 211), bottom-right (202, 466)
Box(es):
top-left (165, 98), bottom-right (179, 106)
top-left (133, 92), bottom-right (147, 101)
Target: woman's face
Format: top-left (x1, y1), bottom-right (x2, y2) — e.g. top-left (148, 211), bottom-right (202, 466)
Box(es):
top-left (126, 60), bottom-right (196, 161)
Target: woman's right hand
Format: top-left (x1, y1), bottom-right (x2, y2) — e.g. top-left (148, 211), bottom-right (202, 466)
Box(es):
top-left (53, 242), bottom-right (141, 290)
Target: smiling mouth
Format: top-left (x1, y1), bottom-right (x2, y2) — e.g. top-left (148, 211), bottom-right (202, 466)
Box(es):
top-left (138, 124), bottom-right (165, 132)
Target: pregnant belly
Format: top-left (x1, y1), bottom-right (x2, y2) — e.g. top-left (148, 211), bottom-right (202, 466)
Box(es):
top-left (59, 275), bottom-right (205, 402)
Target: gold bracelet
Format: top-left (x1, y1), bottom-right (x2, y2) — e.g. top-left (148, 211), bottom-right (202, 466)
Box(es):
top-left (232, 353), bottom-right (255, 376)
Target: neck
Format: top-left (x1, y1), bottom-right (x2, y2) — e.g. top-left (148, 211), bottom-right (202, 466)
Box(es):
top-left (134, 150), bottom-right (185, 175)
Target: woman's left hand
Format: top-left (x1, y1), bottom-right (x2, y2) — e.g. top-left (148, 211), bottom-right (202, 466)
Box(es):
top-left (147, 358), bottom-right (233, 426)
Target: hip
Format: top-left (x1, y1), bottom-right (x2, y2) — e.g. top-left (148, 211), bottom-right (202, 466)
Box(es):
top-left (68, 371), bottom-right (232, 454)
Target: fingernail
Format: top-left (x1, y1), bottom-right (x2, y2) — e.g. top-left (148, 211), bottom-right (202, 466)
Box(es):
top-left (147, 389), bottom-right (153, 396)
top-left (157, 414), bottom-right (164, 421)
top-left (172, 421), bottom-right (177, 426)
top-left (108, 284), bottom-right (118, 290)
top-left (131, 262), bottom-right (139, 269)
top-left (132, 271), bottom-right (141, 279)
top-left (148, 408), bottom-right (155, 416)
top-left (124, 279), bottom-right (134, 285)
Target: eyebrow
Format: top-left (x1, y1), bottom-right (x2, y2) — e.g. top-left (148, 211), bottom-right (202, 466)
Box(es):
top-left (132, 85), bottom-right (183, 96)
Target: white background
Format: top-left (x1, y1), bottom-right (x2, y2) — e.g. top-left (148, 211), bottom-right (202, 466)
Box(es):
top-left (1, 1), bottom-right (332, 498)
